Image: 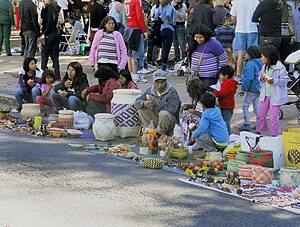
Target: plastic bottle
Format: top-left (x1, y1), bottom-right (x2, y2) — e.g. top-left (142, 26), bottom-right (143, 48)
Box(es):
top-left (147, 120), bottom-right (156, 151)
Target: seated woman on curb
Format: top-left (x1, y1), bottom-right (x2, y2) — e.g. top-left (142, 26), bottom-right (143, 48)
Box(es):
top-left (81, 65), bottom-right (122, 118)
top-left (180, 78), bottom-right (208, 146)
top-left (13, 57), bottom-right (43, 113)
top-left (118, 69), bottom-right (139, 89)
top-left (50, 62), bottom-right (89, 112)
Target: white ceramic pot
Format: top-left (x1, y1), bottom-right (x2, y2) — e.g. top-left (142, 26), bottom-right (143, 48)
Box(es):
top-left (111, 89), bottom-right (141, 138)
top-left (58, 110), bottom-right (74, 129)
top-left (21, 103), bottom-right (41, 119)
top-left (93, 113), bottom-right (115, 141)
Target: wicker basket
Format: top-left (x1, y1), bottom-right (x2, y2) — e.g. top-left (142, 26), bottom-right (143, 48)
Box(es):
top-left (143, 158), bottom-right (165, 169)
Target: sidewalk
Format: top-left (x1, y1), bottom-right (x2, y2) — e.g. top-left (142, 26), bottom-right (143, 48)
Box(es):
top-left (0, 30), bottom-right (299, 134)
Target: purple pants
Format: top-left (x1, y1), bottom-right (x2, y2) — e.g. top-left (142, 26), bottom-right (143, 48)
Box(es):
top-left (256, 96), bottom-right (281, 136)
top-left (36, 96), bottom-right (55, 112)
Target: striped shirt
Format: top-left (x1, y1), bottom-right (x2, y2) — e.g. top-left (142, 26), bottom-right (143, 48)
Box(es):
top-left (191, 38), bottom-right (227, 78)
top-left (97, 32), bottom-right (118, 64)
top-left (215, 26), bottom-right (235, 49)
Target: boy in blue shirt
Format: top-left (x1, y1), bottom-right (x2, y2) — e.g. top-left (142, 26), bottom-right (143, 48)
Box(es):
top-left (191, 92), bottom-right (229, 152)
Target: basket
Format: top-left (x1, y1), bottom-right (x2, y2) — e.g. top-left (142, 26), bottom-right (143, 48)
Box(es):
top-left (279, 167), bottom-right (300, 188)
top-left (252, 166), bottom-right (274, 184)
top-left (143, 158), bottom-right (165, 169)
top-left (168, 147), bottom-right (189, 160)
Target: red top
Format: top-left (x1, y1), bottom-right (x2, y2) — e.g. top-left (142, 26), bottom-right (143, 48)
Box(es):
top-left (86, 78), bottom-right (122, 113)
top-left (125, 0), bottom-right (147, 33)
top-left (125, 81), bottom-right (139, 89)
top-left (213, 78), bottom-right (238, 109)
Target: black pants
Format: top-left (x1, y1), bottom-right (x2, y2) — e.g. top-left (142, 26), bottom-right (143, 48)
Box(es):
top-left (41, 32), bottom-right (61, 80)
top-left (97, 63), bottom-right (118, 73)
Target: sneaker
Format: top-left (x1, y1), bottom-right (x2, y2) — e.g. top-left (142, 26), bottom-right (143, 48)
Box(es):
top-left (235, 75), bottom-right (243, 84)
top-left (132, 74), bottom-right (140, 83)
top-left (11, 107), bottom-right (22, 113)
top-left (238, 124), bottom-right (251, 131)
top-left (137, 68), bottom-right (151, 74)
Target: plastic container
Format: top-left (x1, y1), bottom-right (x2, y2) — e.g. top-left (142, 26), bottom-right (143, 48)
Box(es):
top-left (147, 120), bottom-right (156, 151)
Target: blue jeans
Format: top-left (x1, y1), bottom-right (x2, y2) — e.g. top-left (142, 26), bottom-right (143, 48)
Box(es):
top-left (138, 39), bottom-right (148, 70)
top-left (50, 92), bottom-right (84, 111)
top-left (243, 92), bottom-right (259, 125)
top-left (23, 30), bottom-right (38, 59)
top-left (14, 86), bottom-right (41, 109)
top-left (161, 28), bottom-right (174, 71)
top-left (173, 24), bottom-right (186, 60)
top-left (221, 108), bottom-right (234, 135)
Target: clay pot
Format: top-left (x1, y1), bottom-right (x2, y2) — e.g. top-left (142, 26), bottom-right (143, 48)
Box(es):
top-left (21, 104), bottom-right (41, 119)
top-left (93, 113), bottom-right (115, 141)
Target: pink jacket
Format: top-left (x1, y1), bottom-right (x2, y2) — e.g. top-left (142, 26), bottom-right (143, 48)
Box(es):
top-left (89, 29), bottom-right (127, 70)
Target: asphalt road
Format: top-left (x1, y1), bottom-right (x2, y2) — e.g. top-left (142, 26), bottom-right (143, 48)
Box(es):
top-left (1, 128), bottom-right (300, 226)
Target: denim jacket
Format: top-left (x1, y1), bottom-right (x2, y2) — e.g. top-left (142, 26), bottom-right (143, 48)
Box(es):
top-left (259, 61), bottom-right (289, 106)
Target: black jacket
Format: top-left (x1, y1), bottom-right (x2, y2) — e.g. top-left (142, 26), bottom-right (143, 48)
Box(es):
top-left (41, 3), bottom-right (60, 37)
top-left (252, 0), bottom-right (283, 37)
top-left (191, 3), bottom-right (215, 33)
top-left (19, 0), bottom-right (40, 34)
top-left (90, 2), bottom-right (106, 28)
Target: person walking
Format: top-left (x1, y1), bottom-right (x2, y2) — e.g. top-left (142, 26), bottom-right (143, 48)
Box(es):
top-left (19, 0), bottom-right (40, 59)
top-left (40, 0), bottom-right (61, 80)
top-left (230, 0), bottom-right (259, 80)
top-left (252, 0), bottom-right (283, 49)
top-left (0, 0), bottom-right (15, 56)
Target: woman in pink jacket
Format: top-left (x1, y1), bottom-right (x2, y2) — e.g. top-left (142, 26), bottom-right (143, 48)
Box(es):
top-left (89, 16), bottom-right (127, 73)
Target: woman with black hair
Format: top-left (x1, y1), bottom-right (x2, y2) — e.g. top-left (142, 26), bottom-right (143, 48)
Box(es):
top-left (13, 57), bottom-right (43, 113)
top-left (118, 70), bottom-right (139, 89)
top-left (50, 61), bottom-right (89, 111)
top-left (180, 78), bottom-right (208, 145)
top-left (188, 24), bottom-right (227, 86)
top-left (89, 16), bottom-right (127, 73)
top-left (82, 65), bottom-right (122, 117)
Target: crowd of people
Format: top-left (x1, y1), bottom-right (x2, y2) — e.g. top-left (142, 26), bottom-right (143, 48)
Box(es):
top-left (0, 0), bottom-right (299, 152)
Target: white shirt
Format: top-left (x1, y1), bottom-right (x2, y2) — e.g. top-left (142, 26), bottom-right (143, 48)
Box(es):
top-left (230, 0), bottom-right (259, 33)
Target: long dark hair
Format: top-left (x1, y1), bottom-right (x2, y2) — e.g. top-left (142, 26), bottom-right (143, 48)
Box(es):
top-left (41, 69), bottom-right (55, 84)
top-left (186, 78), bottom-right (208, 107)
top-left (63, 61), bottom-right (84, 83)
top-left (99, 16), bottom-right (117, 31)
top-left (94, 65), bottom-right (119, 84)
top-left (260, 45), bottom-right (280, 71)
top-left (23, 57), bottom-right (37, 73)
top-left (188, 24), bottom-right (214, 60)
top-left (119, 69), bottom-right (135, 88)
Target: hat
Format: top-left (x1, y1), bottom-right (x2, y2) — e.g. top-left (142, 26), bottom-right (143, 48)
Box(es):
top-left (153, 70), bottom-right (167, 82)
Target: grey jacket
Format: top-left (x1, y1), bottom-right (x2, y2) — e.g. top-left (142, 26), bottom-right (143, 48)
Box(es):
top-left (259, 61), bottom-right (289, 106)
top-left (134, 81), bottom-right (181, 119)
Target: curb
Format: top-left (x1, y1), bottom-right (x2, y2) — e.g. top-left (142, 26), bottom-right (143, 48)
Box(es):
top-left (0, 94), bottom-right (17, 106)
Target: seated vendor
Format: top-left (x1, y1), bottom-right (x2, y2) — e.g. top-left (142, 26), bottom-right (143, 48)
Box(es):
top-left (134, 70), bottom-right (181, 136)
top-left (191, 92), bottom-right (229, 152)
top-left (81, 65), bottom-right (122, 118)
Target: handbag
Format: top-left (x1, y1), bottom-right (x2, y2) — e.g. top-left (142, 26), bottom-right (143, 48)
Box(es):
top-left (186, 41), bottom-right (210, 84)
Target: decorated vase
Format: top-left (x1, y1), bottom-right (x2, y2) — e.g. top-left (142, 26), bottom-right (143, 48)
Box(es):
top-left (20, 103), bottom-right (41, 119)
top-left (111, 89), bottom-right (141, 138)
top-left (58, 110), bottom-right (74, 129)
top-left (93, 113), bottom-right (115, 141)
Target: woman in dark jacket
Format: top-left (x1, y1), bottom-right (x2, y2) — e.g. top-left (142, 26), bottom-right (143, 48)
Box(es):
top-left (40, 0), bottom-right (61, 79)
top-left (191, 0), bottom-right (215, 33)
top-left (50, 62), bottom-right (89, 111)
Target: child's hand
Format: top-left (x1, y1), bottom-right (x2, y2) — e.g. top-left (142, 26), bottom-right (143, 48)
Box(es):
top-left (238, 91), bottom-right (244, 97)
top-left (266, 77), bottom-right (274, 84)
